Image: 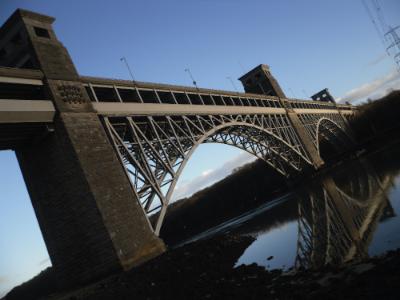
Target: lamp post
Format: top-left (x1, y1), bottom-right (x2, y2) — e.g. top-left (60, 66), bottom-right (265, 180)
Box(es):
top-left (120, 57), bottom-right (136, 83)
top-left (185, 68), bottom-right (198, 89)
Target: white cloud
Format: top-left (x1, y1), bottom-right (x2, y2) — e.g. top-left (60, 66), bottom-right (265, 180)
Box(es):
top-left (171, 152), bottom-right (256, 202)
top-left (0, 276), bottom-right (9, 299)
top-left (366, 53), bottom-right (389, 67)
top-left (38, 257), bottom-right (50, 266)
top-left (201, 169), bottom-right (213, 177)
top-left (337, 69), bottom-right (400, 104)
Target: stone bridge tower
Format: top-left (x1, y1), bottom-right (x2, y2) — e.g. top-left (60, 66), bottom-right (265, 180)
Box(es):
top-left (0, 9), bottom-right (165, 286)
top-left (238, 64), bottom-right (286, 97)
top-left (239, 64), bottom-right (324, 168)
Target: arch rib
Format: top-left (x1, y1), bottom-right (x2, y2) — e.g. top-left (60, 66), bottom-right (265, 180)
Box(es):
top-left (103, 114), bottom-right (315, 234)
top-left (315, 117), bottom-right (354, 156)
top-left (104, 112), bottom-right (355, 234)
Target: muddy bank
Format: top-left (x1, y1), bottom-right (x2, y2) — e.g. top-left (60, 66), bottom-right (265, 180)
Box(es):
top-left (6, 233), bottom-right (396, 300)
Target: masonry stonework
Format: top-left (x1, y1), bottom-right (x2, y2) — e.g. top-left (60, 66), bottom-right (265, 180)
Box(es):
top-left (238, 65), bottom-right (325, 168)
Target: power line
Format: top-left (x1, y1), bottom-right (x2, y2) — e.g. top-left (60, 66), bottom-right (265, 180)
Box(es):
top-left (226, 76), bottom-right (238, 92)
top-left (288, 88), bottom-right (296, 98)
top-left (371, 0), bottom-right (388, 33)
top-left (237, 61), bottom-right (246, 73)
top-left (361, 0), bottom-right (400, 71)
top-left (361, 0), bottom-right (386, 46)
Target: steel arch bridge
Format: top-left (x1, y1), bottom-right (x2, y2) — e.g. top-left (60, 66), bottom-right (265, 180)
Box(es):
top-left (102, 103), bottom-right (353, 233)
top-left (0, 9), bottom-right (359, 285)
top-left (0, 72), bottom-right (355, 234)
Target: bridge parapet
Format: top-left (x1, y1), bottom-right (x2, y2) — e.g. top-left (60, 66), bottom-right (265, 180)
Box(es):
top-left (79, 75), bottom-right (354, 111)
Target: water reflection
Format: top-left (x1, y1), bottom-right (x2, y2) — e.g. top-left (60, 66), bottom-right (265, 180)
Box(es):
top-left (296, 160), bottom-right (395, 269)
top-left (236, 145), bottom-right (400, 270)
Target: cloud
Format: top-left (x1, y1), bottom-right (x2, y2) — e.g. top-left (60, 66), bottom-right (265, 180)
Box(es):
top-left (366, 53), bottom-right (389, 67)
top-left (38, 257), bottom-right (50, 266)
top-left (337, 69), bottom-right (400, 103)
top-left (0, 290), bottom-right (7, 298)
top-left (201, 169), bottom-right (213, 177)
top-left (0, 276), bottom-right (9, 299)
top-left (171, 152), bottom-right (256, 201)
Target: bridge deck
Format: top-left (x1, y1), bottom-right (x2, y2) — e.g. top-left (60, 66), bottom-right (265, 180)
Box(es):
top-left (0, 67), bottom-right (353, 111)
top-left (0, 98), bottom-right (352, 123)
top-left (93, 102), bottom-right (353, 116)
top-left (0, 99), bottom-right (55, 150)
top-left (0, 66), bottom-right (354, 150)
top-left (0, 100), bottom-right (55, 123)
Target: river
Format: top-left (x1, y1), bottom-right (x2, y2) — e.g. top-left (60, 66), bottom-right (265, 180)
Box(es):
top-left (172, 140), bottom-right (400, 272)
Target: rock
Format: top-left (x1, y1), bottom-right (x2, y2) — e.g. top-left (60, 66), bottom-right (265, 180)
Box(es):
top-left (349, 263), bottom-right (375, 274)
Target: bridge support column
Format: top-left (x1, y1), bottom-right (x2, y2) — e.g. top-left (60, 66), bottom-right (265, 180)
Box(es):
top-left (16, 112), bottom-right (166, 286)
top-left (237, 65), bottom-right (325, 169)
top-left (2, 9), bottom-right (166, 287)
top-left (285, 108), bottom-right (325, 169)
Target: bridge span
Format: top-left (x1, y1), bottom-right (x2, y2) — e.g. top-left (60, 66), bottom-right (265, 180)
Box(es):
top-left (0, 9), bottom-right (357, 286)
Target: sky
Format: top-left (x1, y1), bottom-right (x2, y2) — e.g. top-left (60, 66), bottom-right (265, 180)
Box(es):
top-left (0, 0), bottom-right (399, 297)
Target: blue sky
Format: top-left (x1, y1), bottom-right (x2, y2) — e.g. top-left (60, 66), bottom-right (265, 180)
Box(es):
top-left (0, 0), bottom-right (399, 297)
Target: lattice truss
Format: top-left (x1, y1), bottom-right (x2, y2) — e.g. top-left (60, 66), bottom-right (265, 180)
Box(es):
top-left (295, 172), bottom-right (392, 269)
top-left (297, 113), bottom-right (351, 150)
top-left (103, 113), bottom-right (315, 233)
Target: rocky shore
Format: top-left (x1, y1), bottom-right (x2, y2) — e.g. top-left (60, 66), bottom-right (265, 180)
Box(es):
top-left (5, 233), bottom-right (396, 300)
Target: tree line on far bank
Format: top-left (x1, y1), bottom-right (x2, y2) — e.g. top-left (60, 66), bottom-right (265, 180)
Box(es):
top-left (349, 90), bottom-right (400, 144)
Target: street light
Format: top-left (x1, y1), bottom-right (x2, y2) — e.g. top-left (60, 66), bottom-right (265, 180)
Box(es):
top-left (185, 68), bottom-right (198, 89)
top-left (120, 57), bottom-right (136, 83)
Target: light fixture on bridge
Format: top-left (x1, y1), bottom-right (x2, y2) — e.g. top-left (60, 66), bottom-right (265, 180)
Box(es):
top-left (184, 68), bottom-right (198, 90)
top-left (120, 56), bottom-right (136, 83)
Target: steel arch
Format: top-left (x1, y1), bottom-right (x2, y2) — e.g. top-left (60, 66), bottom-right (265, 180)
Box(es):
top-left (103, 114), bottom-right (314, 234)
top-left (315, 117), bottom-right (354, 157)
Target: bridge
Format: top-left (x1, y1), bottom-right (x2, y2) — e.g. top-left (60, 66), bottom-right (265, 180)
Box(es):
top-left (0, 9), bottom-right (356, 286)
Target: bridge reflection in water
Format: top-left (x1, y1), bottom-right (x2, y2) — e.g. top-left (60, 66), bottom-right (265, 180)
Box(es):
top-left (194, 147), bottom-right (399, 270)
top-left (296, 159), bottom-right (395, 269)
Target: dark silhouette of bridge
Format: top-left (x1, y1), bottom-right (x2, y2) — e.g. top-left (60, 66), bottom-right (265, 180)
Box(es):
top-left (0, 9), bottom-right (356, 286)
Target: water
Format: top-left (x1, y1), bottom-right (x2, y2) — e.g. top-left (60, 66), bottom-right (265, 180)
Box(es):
top-left (179, 141), bottom-right (400, 271)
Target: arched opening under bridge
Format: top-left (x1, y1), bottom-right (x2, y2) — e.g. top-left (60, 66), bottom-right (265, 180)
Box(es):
top-left (105, 116), bottom-right (312, 235)
top-left (316, 118), bottom-right (354, 163)
top-left (156, 142), bottom-right (291, 245)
